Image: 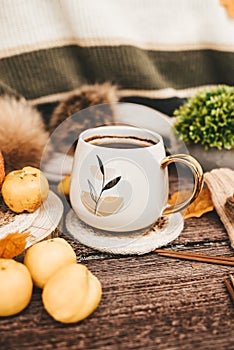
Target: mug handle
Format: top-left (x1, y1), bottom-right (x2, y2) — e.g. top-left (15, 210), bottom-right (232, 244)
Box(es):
top-left (160, 154), bottom-right (204, 216)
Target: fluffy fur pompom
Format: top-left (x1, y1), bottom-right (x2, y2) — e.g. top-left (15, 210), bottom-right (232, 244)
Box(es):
top-left (49, 83), bottom-right (119, 131)
top-left (49, 83), bottom-right (119, 154)
top-left (0, 96), bottom-right (49, 173)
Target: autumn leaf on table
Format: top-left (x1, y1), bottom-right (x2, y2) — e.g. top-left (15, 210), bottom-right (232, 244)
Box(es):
top-left (220, 0), bottom-right (234, 18)
top-left (168, 188), bottom-right (214, 219)
top-left (0, 231), bottom-right (30, 258)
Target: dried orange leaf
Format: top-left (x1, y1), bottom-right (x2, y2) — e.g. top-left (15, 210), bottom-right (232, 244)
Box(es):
top-left (0, 231), bottom-right (30, 258)
top-left (220, 0), bottom-right (234, 17)
top-left (168, 188), bottom-right (214, 219)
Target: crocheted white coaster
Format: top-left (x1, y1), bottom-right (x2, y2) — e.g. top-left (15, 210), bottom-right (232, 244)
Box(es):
top-left (66, 209), bottom-right (184, 255)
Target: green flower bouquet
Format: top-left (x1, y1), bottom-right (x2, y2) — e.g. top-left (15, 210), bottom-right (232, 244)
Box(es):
top-left (173, 85), bottom-right (234, 150)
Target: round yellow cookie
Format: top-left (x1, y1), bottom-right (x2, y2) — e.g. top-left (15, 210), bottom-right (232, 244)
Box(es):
top-left (0, 259), bottom-right (33, 316)
top-left (42, 263), bottom-right (102, 323)
top-left (24, 238), bottom-right (77, 289)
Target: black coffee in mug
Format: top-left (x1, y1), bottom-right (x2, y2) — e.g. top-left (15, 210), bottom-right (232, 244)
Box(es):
top-left (85, 135), bottom-right (157, 149)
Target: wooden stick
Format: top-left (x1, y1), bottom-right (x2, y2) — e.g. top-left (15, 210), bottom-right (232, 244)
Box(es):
top-left (230, 274), bottom-right (234, 289)
top-left (155, 249), bottom-right (234, 266)
top-left (224, 278), bottom-right (234, 303)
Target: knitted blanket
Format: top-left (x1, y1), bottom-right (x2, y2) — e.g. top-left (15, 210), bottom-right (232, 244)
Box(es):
top-left (0, 0), bottom-right (233, 104)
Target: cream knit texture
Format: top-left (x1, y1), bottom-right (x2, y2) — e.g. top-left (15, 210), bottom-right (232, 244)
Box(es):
top-left (0, 0), bottom-right (233, 101)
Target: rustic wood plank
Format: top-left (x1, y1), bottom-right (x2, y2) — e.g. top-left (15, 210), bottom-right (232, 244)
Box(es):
top-left (171, 211), bottom-right (230, 246)
top-left (1, 243), bottom-right (234, 350)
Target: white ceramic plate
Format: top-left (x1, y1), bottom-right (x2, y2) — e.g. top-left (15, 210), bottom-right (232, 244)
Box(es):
top-left (0, 203), bottom-right (41, 238)
top-left (26, 191), bottom-right (63, 247)
top-left (0, 191), bottom-right (63, 247)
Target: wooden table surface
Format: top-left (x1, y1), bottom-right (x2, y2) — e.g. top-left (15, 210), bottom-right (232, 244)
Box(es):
top-left (0, 172), bottom-right (234, 350)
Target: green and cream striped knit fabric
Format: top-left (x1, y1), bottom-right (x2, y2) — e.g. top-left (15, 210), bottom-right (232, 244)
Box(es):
top-left (0, 0), bottom-right (234, 104)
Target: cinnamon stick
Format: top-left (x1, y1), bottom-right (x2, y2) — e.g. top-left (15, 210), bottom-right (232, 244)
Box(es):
top-left (230, 274), bottom-right (234, 289)
top-left (224, 278), bottom-right (234, 303)
top-left (155, 249), bottom-right (234, 266)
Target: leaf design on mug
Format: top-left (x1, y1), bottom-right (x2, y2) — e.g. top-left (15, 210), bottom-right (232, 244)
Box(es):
top-left (87, 180), bottom-right (97, 202)
top-left (81, 192), bottom-right (124, 217)
top-left (102, 176), bottom-right (121, 191)
top-left (96, 155), bottom-right (104, 176)
top-left (86, 155), bottom-right (122, 215)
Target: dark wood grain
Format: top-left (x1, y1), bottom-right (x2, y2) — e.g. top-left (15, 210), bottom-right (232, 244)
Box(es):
top-left (1, 246), bottom-right (234, 350)
top-left (1, 172), bottom-right (234, 350)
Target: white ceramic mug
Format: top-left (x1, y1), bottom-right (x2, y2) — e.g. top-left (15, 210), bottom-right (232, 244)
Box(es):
top-left (70, 126), bottom-right (203, 232)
